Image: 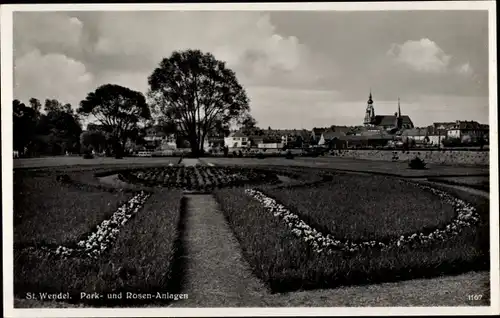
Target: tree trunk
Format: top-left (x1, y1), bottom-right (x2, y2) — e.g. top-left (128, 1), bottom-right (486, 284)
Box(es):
top-left (189, 135), bottom-right (200, 158)
top-left (113, 139), bottom-right (124, 159)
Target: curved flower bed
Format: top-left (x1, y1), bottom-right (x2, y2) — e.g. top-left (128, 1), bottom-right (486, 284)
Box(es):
top-left (32, 191), bottom-right (151, 259)
top-left (120, 166), bottom-right (281, 190)
top-left (245, 182), bottom-right (480, 254)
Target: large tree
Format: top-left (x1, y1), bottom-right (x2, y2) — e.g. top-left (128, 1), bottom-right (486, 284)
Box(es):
top-left (148, 49), bottom-right (250, 156)
top-left (78, 84), bottom-right (151, 157)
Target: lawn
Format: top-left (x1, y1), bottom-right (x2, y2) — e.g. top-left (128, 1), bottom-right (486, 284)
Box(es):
top-left (14, 168), bottom-right (185, 307)
top-left (427, 176), bottom-right (490, 191)
top-left (261, 175), bottom-right (456, 241)
top-left (14, 170), bottom-right (134, 246)
top-left (214, 177), bottom-right (489, 293)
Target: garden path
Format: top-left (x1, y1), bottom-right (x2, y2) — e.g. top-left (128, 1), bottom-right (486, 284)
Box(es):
top-left (176, 194), bottom-right (271, 307)
top-left (182, 158), bottom-right (200, 167)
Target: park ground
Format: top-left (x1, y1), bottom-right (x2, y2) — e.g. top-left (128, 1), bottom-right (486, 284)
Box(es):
top-left (10, 155), bottom-right (491, 308)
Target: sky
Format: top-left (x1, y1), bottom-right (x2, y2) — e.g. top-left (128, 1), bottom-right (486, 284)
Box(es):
top-left (12, 10), bottom-right (490, 129)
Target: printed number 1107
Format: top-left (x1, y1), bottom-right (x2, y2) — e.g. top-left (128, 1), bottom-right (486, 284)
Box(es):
top-left (468, 295), bottom-right (483, 301)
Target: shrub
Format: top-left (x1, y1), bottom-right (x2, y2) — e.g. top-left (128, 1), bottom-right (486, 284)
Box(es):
top-left (238, 150), bottom-right (243, 158)
top-left (409, 157), bottom-right (427, 170)
top-left (83, 152), bottom-right (94, 159)
top-left (285, 151), bottom-right (294, 160)
top-left (256, 152), bottom-right (265, 159)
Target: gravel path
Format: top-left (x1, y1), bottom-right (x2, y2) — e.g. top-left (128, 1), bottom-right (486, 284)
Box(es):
top-left (182, 158), bottom-right (201, 167)
top-left (174, 194), bottom-right (271, 307)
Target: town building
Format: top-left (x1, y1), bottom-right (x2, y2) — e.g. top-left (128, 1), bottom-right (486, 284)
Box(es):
top-left (318, 130), bottom-right (347, 147)
top-left (224, 131), bottom-right (249, 148)
top-left (399, 128), bottom-right (429, 144)
top-left (446, 120), bottom-right (489, 142)
top-left (143, 126), bottom-right (177, 151)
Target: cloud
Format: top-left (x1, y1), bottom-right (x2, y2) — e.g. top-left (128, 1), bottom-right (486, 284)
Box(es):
top-left (387, 38), bottom-right (452, 73)
top-left (14, 49), bottom-right (93, 107)
top-left (13, 12), bottom-right (84, 56)
top-left (85, 11), bottom-right (332, 89)
top-left (456, 62), bottom-right (474, 76)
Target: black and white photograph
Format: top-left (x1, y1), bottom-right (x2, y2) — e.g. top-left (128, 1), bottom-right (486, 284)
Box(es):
top-left (1, 1), bottom-right (498, 317)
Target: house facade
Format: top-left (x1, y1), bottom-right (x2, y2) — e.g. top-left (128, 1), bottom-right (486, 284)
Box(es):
top-left (446, 120), bottom-right (488, 142)
top-left (400, 128), bottom-right (428, 143)
top-left (143, 126), bottom-right (177, 151)
top-left (224, 131), bottom-right (250, 148)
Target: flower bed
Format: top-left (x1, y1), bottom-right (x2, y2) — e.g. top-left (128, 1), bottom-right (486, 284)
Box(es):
top-left (246, 181), bottom-right (480, 253)
top-left (214, 184), bottom-right (488, 292)
top-left (29, 191), bottom-right (151, 259)
top-left (119, 166), bottom-right (282, 190)
top-left (14, 171), bottom-right (135, 246)
top-left (260, 175), bottom-right (460, 242)
top-left (14, 189), bottom-right (185, 307)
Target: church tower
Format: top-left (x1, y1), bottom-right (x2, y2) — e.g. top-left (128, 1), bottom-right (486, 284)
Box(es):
top-left (396, 97), bottom-right (402, 129)
top-left (364, 90), bottom-right (375, 126)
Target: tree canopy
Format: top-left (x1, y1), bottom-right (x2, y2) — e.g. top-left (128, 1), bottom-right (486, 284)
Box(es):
top-left (78, 84), bottom-right (151, 156)
top-left (148, 49), bottom-right (250, 156)
top-left (13, 98), bottom-right (82, 156)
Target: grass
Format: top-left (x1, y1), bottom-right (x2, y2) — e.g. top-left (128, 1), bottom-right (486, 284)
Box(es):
top-left (14, 168), bottom-right (185, 307)
top-left (261, 175), bottom-right (456, 241)
top-left (427, 176), bottom-right (490, 192)
top-left (214, 180), bottom-right (489, 293)
top-left (14, 170), bottom-right (134, 246)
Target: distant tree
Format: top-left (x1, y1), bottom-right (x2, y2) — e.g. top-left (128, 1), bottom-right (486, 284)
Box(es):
top-left (13, 100), bottom-right (37, 154)
top-left (239, 113), bottom-right (259, 136)
top-left (44, 99), bottom-right (64, 113)
top-left (29, 98), bottom-right (42, 118)
top-left (78, 84), bottom-right (151, 157)
top-left (478, 135), bottom-right (486, 149)
top-left (80, 130), bottom-right (107, 153)
top-left (63, 103), bottom-right (73, 114)
top-left (42, 102), bottom-right (82, 154)
top-left (148, 49), bottom-right (250, 157)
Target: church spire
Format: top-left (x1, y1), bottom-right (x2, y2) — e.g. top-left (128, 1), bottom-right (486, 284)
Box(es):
top-left (364, 89), bottom-right (375, 126)
top-left (398, 97), bottom-right (401, 118)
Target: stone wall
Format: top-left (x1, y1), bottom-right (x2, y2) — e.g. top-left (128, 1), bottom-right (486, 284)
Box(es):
top-left (330, 149), bottom-right (489, 166)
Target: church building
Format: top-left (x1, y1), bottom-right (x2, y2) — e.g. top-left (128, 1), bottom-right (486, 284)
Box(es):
top-left (363, 91), bottom-right (414, 131)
